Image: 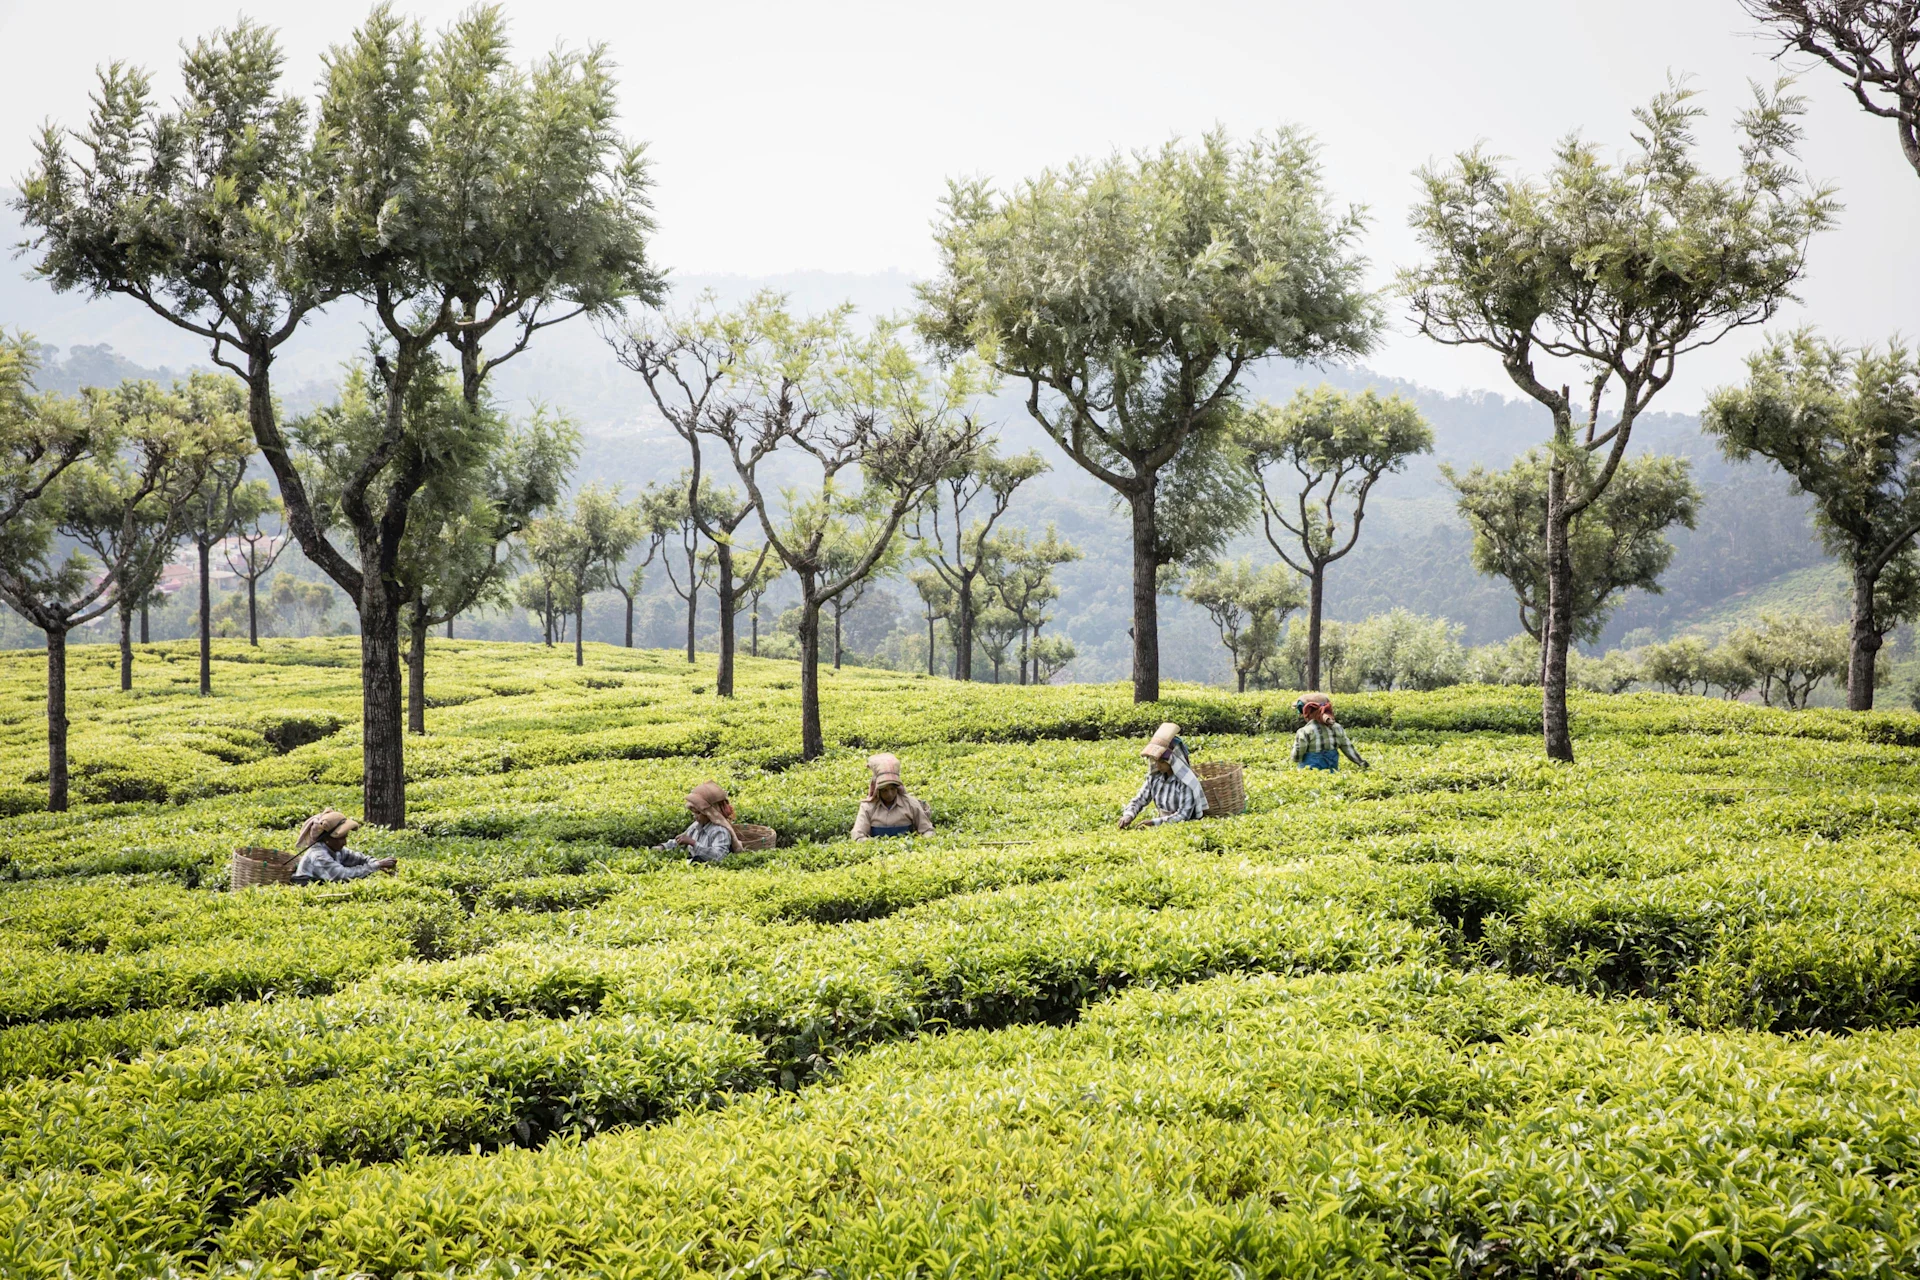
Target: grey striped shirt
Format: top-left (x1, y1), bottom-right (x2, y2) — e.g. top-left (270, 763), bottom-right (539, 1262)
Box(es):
top-left (1121, 771), bottom-right (1203, 826)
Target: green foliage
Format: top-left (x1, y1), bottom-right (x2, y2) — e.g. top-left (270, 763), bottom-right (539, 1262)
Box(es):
top-left (1182, 557), bottom-right (1303, 691)
top-left (1706, 330), bottom-right (1920, 705)
top-left (1448, 448), bottom-right (1701, 644)
top-left (1405, 80), bottom-right (1835, 757)
top-left (1, 639), bottom-right (1919, 1275)
top-left (919, 127), bottom-right (1377, 697)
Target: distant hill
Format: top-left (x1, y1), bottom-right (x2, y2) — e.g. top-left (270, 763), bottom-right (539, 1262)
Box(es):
top-left (0, 239), bottom-right (1840, 675)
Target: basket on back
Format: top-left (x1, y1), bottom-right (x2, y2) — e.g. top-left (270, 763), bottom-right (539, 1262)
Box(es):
top-left (232, 846), bottom-right (297, 889)
top-left (1196, 762), bottom-right (1247, 816)
top-left (733, 823), bottom-right (777, 852)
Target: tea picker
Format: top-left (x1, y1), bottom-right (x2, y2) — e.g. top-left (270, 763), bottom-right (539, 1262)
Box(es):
top-left (852, 753), bottom-right (935, 840)
top-left (290, 809), bottom-right (398, 883)
top-left (1292, 695), bottom-right (1368, 771)
top-left (1118, 722), bottom-right (1209, 829)
top-left (656, 781), bottom-right (742, 863)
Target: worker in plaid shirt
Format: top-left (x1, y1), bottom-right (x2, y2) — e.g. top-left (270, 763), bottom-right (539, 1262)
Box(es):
top-left (1292, 694), bottom-right (1368, 771)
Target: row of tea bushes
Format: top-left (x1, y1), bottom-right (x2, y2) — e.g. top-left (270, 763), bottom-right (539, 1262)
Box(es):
top-left (212, 967), bottom-right (1920, 1280)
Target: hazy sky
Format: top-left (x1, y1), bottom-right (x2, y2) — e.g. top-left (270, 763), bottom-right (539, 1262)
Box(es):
top-left (1, 0), bottom-right (1915, 410)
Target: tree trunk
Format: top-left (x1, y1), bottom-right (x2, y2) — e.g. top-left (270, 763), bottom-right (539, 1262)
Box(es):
top-left (1305, 565), bottom-right (1326, 691)
top-left (954, 576), bottom-right (974, 681)
top-left (926, 617), bottom-right (936, 675)
top-left (799, 589), bottom-right (824, 761)
top-left (1237, 668), bottom-right (1248, 694)
top-left (542, 585), bottom-right (553, 646)
top-left (139, 599), bottom-right (149, 645)
top-left (446, 617), bottom-right (454, 640)
top-left (833, 604), bottom-right (844, 670)
top-left (45, 628), bottom-right (70, 812)
top-left (623, 590), bottom-right (634, 648)
top-left (197, 538), bottom-right (212, 696)
top-left (1847, 565), bottom-right (1881, 711)
top-left (575, 599), bottom-right (584, 667)
top-left (684, 572), bottom-right (698, 664)
top-left (407, 602), bottom-right (428, 736)
top-left (752, 605), bottom-right (761, 659)
top-left (360, 582), bottom-right (407, 828)
top-left (119, 608), bottom-right (134, 693)
top-left (1019, 626), bottom-right (1030, 686)
top-left (716, 543), bottom-right (736, 697)
top-left (1541, 460), bottom-right (1576, 762)
top-left (1129, 486), bottom-right (1161, 704)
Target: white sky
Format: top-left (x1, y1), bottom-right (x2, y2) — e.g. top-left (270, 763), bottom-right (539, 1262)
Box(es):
top-left (1, 0), bottom-right (1915, 411)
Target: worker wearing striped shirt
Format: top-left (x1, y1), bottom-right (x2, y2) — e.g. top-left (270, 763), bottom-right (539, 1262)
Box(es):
top-left (1119, 722), bottom-right (1210, 828)
top-left (1292, 695), bottom-right (1368, 771)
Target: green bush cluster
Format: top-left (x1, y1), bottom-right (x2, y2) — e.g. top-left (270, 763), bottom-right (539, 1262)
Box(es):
top-left (3, 637), bottom-right (1919, 1276)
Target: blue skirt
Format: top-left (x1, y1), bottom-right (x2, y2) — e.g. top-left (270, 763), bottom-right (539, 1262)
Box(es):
top-left (869, 824), bottom-right (915, 838)
top-left (1299, 749), bottom-right (1340, 772)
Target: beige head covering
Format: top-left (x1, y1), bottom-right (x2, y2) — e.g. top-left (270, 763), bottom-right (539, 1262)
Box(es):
top-left (1141, 722), bottom-right (1180, 761)
top-left (867, 753), bottom-right (904, 800)
top-left (295, 808), bottom-right (362, 852)
top-left (686, 781), bottom-right (731, 816)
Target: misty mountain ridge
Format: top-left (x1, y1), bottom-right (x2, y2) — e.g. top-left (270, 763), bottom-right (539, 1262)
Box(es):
top-left (3, 253), bottom-right (1828, 674)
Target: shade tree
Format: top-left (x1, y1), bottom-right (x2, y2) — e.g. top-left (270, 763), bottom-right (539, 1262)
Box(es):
top-left (1404, 82), bottom-right (1833, 760)
top-left (1727, 612), bottom-right (1850, 708)
top-left (1446, 449), bottom-right (1701, 672)
top-left (1239, 385), bottom-right (1432, 689)
top-left (694, 296), bottom-right (987, 759)
top-left (907, 442), bottom-right (1047, 681)
top-left (986, 523), bottom-right (1083, 685)
top-left (222, 503), bottom-right (290, 646)
top-left (171, 376), bottom-right (260, 696)
top-left (1704, 332), bottom-right (1920, 709)
top-left (1348, 608), bottom-right (1468, 692)
top-left (571, 486), bottom-right (650, 654)
top-left (1181, 557), bottom-right (1305, 692)
top-left (1745, 1), bottom-right (1920, 180)
top-left (0, 388), bottom-right (210, 809)
top-left (908, 568), bottom-right (957, 676)
top-left (919, 127), bottom-right (1378, 703)
top-left (17, 10), bottom-right (661, 828)
top-left (0, 333), bottom-right (97, 536)
top-left (644, 475), bottom-right (728, 666)
top-left (613, 300), bottom-right (798, 696)
top-left (733, 544), bottom-right (782, 659)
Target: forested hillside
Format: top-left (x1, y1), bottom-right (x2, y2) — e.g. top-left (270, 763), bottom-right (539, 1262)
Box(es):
top-left (2, 290), bottom-right (1832, 681)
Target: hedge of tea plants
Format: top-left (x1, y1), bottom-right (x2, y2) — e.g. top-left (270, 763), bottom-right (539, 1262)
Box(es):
top-left (1, 637), bottom-right (1917, 1277)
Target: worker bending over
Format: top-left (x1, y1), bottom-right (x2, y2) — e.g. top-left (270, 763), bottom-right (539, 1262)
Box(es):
top-left (1119, 722), bottom-right (1209, 829)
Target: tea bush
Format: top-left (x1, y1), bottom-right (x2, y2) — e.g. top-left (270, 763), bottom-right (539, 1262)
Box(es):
top-left (2, 636), bottom-right (1918, 1277)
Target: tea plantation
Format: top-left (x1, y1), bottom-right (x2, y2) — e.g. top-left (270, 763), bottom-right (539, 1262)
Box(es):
top-left (3, 637), bottom-right (1920, 1278)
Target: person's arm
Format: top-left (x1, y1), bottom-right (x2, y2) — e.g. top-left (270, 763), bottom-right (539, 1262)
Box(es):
top-left (1119, 777), bottom-right (1153, 828)
top-left (295, 849), bottom-right (381, 882)
top-left (1292, 726), bottom-right (1310, 764)
top-left (1335, 724), bottom-right (1368, 768)
top-left (912, 797), bottom-right (934, 835)
top-left (852, 800), bottom-right (872, 840)
top-left (656, 822), bottom-right (696, 852)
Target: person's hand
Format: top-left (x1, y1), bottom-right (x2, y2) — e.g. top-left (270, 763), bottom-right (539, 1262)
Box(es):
top-left (374, 857), bottom-right (398, 872)
top-left (1360, 761), bottom-right (1371, 771)
top-left (674, 833), bottom-right (695, 846)
top-left (1117, 815), bottom-right (1132, 831)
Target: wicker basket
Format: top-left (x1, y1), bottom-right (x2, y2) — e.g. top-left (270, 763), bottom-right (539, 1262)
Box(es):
top-left (1196, 762), bottom-right (1247, 816)
top-left (732, 823), bottom-right (777, 852)
top-left (232, 846), bottom-right (297, 889)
